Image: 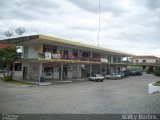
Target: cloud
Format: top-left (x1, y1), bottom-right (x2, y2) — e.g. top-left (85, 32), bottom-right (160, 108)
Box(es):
top-left (68, 0), bottom-right (129, 15)
top-left (0, 0), bottom-right (160, 56)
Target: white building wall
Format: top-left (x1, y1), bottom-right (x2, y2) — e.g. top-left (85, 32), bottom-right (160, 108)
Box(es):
top-left (22, 45), bottom-right (39, 59)
top-left (133, 59), bottom-right (156, 63)
top-left (28, 47), bottom-right (39, 59)
top-left (12, 71), bottom-right (23, 80)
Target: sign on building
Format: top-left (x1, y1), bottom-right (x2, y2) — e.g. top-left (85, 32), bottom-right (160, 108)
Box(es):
top-left (52, 54), bottom-right (61, 59)
top-left (45, 52), bottom-right (52, 59)
top-left (101, 58), bottom-right (108, 62)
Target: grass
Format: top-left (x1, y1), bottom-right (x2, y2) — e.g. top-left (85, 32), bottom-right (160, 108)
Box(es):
top-left (153, 81), bottom-right (160, 86)
top-left (1, 78), bottom-right (37, 86)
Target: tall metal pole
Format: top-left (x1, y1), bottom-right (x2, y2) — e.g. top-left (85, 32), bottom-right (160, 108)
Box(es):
top-left (98, 0), bottom-right (101, 46)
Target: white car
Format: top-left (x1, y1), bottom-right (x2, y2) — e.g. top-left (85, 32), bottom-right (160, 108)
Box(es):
top-left (88, 74), bottom-right (104, 82)
top-left (105, 73), bottom-right (122, 80)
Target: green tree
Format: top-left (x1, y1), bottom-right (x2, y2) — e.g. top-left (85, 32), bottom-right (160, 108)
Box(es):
top-left (0, 47), bottom-right (21, 77)
top-left (154, 67), bottom-right (160, 76)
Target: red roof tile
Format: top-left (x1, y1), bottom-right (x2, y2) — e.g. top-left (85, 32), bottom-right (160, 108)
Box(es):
top-left (0, 43), bottom-right (12, 49)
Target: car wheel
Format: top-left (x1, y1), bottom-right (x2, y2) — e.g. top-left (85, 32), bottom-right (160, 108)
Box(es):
top-left (101, 80), bottom-right (103, 82)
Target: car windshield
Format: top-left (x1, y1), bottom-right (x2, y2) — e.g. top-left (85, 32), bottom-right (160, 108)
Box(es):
top-left (95, 74), bottom-right (102, 77)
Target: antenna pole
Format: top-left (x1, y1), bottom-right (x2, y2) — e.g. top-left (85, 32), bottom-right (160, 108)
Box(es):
top-left (98, 0), bottom-right (101, 46)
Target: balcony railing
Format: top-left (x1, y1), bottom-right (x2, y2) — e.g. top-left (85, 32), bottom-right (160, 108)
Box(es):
top-left (38, 53), bottom-right (101, 62)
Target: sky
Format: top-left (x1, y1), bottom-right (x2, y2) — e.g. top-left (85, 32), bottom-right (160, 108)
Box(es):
top-left (0, 0), bottom-right (160, 56)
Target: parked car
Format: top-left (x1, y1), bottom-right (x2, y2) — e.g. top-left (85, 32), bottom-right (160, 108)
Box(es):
top-left (135, 71), bottom-right (143, 76)
top-left (123, 71), bottom-right (129, 77)
top-left (124, 70), bottom-right (142, 76)
top-left (105, 73), bottom-right (122, 80)
top-left (88, 74), bottom-right (104, 82)
top-left (131, 70), bottom-right (137, 76)
top-left (119, 72), bottom-right (126, 78)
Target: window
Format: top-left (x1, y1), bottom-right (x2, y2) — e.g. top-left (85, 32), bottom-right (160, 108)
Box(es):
top-left (142, 60), bottom-right (146, 62)
top-left (136, 60), bottom-right (139, 62)
top-left (118, 57), bottom-right (121, 63)
top-left (14, 63), bottom-right (22, 71)
top-left (113, 56), bottom-right (117, 63)
top-left (24, 47), bottom-right (28, 59)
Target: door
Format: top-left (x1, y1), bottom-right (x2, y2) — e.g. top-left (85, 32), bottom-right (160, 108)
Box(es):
top-left (23, 66), bottom-right (27, 80)
top-left (63, 67), bottom-right (67, 80)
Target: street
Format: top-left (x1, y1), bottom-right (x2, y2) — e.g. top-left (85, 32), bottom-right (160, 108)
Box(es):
top-left (0, 73), bottom-right (160, 114)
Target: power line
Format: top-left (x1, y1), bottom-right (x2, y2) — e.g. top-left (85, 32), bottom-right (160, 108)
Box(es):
top-left (98, 0), bottom-right (101, 46)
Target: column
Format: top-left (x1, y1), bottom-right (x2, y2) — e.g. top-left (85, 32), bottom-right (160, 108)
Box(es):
top-left (61, 47), bottom-right (64, 59)
top-left (60, 64), bottom-right (63, 80)
top-left (39, 63), bottom-right (42, 82)
top-left (100, 64), bottom-right (102, 74)
top-left (100, 52), bottom-right (102, 58)
top-left (89, 64), bottom-right (92, 76)
top-left (90, 51), bottom-right (93, 58)
top-left (78, 49), bottom-right (80, 60)
top-left (111, 56), bottom-right (113, 63)
top-left (77, 64), bottom-right (80, 79)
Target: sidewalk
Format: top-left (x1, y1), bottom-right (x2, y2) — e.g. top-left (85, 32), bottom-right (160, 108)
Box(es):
top-left (19, 78), bottom-right (89, 86)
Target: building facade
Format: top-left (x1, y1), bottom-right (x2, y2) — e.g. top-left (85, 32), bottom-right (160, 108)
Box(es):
top-left (129, 56), bottom-right (160, 64)
top-left (0, 34), bottom-right (133, 81)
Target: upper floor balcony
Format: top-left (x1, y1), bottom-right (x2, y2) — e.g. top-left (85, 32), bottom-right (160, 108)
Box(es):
top-left (37, 52), bottom-right (124, 64)
top-left (38, 52), bottom-right (102, 62)
top-left (22, 44), bottom-right (124, 64)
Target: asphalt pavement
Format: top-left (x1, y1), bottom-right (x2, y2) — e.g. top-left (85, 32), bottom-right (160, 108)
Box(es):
top-left (0, 73), bottom-right (160, 114)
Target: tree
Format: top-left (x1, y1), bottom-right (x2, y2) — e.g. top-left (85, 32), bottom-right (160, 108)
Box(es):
top-left (0, 47), bottom-right (21, 77)
top-left (154, 67), bottom-right (160, 76)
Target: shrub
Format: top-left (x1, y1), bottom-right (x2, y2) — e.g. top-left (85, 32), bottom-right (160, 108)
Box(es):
top-left (146, 69), bottom-right (152, 74)
top-left (3, 76), bottom-right (13, 82)
top-left (154, 67), bottom-right (160, 76)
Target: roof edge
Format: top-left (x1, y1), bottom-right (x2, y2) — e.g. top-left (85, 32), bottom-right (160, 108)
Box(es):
top-left (38, 34), bottom-right (134, 56)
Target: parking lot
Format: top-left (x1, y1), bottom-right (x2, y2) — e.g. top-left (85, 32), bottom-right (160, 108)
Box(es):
top-left (0, 73), bottom-right (160, 113)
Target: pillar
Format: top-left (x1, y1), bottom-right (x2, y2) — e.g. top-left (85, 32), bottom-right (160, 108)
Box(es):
top-left (100, 64), bottom-right (102, 74)
top-left (39, 63), bottom-right (43, 82)
top-left (89, 64), bottom-right (92, 75)
top-left (78, 49), bottom-right (80, 60)
top-left (77, 64), bottom-right (80, 79)
top-left (90, 51), bottom-right (92, 59)
top-left (61, 47), bottom-right (64, 59)
top-left (100, 52), bottom-right (102, 58)
top-left (60, 64), bottom-right (63, 80)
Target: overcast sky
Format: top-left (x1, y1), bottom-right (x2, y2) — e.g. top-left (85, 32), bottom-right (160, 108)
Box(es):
top-left (0, 0), bottom-right (160, 56)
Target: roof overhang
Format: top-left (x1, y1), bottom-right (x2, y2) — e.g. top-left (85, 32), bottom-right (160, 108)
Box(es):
top-left (0, 34), bottom-right (134, 57)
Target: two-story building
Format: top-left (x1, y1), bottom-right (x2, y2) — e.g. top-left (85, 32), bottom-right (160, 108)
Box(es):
top-left (0, 34), bottom-right (133, 81)
top-left (129, 56), bottom-right (160, 64)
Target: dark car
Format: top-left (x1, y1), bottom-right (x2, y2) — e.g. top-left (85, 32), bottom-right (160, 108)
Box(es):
top-left (131, 71), bottom-right (137, 76)
top-left (135, 71), bottom-right (142, 76)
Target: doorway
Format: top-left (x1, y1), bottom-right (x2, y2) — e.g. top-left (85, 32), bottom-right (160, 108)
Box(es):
top-left (63, 67), bottom-right (67, 80)
top-left (59, 66), bottom-right (68, 80)
top-left (23, 66), bottom-right (27, 80)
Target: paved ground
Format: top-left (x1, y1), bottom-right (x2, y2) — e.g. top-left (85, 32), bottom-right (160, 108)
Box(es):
top-left (0, 73), bottom-right (160, 114)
